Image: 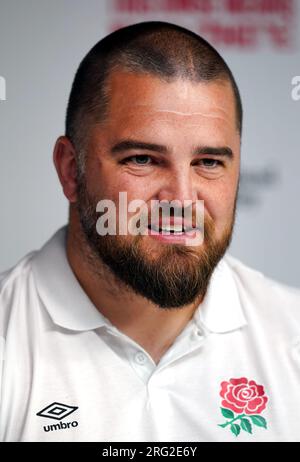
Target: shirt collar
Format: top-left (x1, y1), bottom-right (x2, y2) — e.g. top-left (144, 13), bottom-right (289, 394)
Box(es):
top-left (193, 255), bottom-right (248, 333)
top-left (31, 225), bottom-right (112, 331)
top-left (32, 225), bottom-right (247, 334)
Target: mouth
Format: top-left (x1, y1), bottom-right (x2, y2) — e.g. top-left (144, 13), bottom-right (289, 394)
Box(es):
top-left (147, 224), bottom-right (198, 234)
top-left (145, 219), bottom-right (203, 246)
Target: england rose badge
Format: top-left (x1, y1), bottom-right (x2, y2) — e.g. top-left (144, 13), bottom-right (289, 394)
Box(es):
top-left (218, 377), bottom-right (268, 437)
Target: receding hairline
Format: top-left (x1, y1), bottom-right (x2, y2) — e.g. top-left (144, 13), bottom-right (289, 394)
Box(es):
top-left (65, 21), bottom-right (243, 163)
top-left (98, 66), bottom-right (236, 121)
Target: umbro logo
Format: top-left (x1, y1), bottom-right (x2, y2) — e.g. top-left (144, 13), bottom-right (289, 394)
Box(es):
top-left (37, 402), bottom-right (79, 433)
top-left (37, 402), bottom-right (78, 420)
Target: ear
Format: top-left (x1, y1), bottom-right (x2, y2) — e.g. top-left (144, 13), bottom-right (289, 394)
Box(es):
top-left (53, 136), bottom-right (79, 203)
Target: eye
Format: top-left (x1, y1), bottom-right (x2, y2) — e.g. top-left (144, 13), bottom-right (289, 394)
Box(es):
top-left (122, 155), bottom-right (153, 166)
top-left (198, 158), bottom-right (223, 169)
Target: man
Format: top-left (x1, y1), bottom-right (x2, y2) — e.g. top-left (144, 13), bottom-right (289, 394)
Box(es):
top-left (0, 21), bottom-right (300, 443)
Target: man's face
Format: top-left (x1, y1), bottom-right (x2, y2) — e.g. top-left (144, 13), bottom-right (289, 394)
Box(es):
top-left (76, 70), bottom-right (240, 308)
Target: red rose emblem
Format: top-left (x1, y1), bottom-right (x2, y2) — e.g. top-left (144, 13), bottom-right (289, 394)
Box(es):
top-left (220, 377), bottom-right (268, 415)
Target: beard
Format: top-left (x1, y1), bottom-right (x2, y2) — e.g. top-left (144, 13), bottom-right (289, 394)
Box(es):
top-left (76, 177), bottom-right (238, 309)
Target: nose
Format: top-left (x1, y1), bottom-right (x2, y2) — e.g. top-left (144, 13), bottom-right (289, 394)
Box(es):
top-left (157, 165), bottom-right (198, 205)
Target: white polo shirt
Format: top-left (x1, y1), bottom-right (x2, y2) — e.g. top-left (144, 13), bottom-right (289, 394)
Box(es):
top-left (1, 225), bottom-right (300, 442)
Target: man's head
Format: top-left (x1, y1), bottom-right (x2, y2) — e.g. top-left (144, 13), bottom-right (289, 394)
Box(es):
top-left (54, 21), bottom-right (241, 309)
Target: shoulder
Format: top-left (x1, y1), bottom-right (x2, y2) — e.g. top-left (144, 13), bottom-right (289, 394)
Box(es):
top-left (224, 253), bottom-right (300, 330)
top-left (224, 253), bottom-right (300, 300)
top-left (0, 251), bottom-right (37, 332)
top-left (0, 251), bottom-right (37, 292)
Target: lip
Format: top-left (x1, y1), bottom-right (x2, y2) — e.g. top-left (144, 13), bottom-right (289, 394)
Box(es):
top-left (146, 226), bottom-right (202, 244)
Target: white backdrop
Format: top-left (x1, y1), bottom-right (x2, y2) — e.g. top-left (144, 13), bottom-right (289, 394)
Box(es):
top-left (0, 0), bottom-right (299, 287)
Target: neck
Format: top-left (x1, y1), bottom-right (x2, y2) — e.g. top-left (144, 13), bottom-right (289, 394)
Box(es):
top-left (66, 212), bottom-right (203, 364)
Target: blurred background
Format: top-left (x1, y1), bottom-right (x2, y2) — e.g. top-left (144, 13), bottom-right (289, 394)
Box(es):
top-left (0, 0), bottom-right (299, 286)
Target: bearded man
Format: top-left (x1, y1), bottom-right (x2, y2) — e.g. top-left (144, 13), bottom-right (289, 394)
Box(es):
top-left (1, 21), bottom-right (300, 442)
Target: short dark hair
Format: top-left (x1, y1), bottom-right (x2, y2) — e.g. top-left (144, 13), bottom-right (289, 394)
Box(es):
top-left (65, 21), bottom-right (243, 158)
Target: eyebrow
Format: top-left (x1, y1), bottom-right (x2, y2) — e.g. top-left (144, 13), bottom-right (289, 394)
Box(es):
top-left (110, 139), bottom-right (233, 158)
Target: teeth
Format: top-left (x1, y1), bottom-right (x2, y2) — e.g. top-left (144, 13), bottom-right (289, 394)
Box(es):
top-left (149, 224), bottom-right (196, 233)
top-left (161, 225), bottom-right (183, 232)
top-left (149, 224), bottom-right (160, 232)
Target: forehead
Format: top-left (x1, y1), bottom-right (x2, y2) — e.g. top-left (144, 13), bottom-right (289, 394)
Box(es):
top-left (104, 70), bottom-right (237, 130)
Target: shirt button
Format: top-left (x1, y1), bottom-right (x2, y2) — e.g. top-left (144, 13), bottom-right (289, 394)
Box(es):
top-left (192, 328), bottom-right (203, 339)
top-left (134, 351), bottom-right (147, 365)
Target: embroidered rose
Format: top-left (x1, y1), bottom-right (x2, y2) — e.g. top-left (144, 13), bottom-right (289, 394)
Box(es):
top-left (218, 377), bottom-right (268, 437)
top-left (220, 377), bottom-right (268, 415)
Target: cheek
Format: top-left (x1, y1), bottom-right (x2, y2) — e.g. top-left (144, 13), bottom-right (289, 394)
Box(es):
top-left (109, 171), bottom-right (156, 202)
top-left (203, 180), bottom-right (238, 227)
top-left (91, 171), bottom-right (156, 216)
top-left (86, 159), bottom-right (132, 198)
